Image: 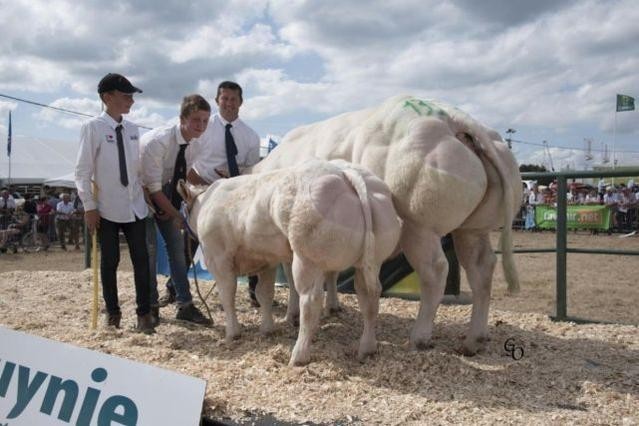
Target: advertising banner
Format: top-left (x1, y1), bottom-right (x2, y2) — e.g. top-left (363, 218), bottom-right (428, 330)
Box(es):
top-left (0, 327), bottom-right (206, 426)
top-left (535, 205), bottom-right (612, 230)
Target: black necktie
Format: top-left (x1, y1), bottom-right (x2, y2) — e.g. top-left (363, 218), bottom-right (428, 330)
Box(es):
top-left (225, 123), bottom-right (240, 177)
top-left (170, 143), bottom-right (188, 209)
top-left (115, 125), bottom-right (128, 187)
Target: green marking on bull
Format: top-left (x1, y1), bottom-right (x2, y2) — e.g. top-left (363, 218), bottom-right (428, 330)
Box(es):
top-left (403, 99), bottom-right (448, 118)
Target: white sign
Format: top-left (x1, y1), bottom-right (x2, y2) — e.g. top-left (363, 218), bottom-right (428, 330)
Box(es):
top-left (0, 327), bottom-right (206, 426)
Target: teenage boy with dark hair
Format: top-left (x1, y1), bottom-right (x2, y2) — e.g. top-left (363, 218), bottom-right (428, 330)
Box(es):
top-left (75, 72), bottom-right (154, 333)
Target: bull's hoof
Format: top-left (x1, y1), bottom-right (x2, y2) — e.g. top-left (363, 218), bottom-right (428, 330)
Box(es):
top-left (409, 339), bottom-right (434, 351)
top-left (357, 343), bottom-right (378, 362)
top-left (224, 333), bottom-right (241, 344)
top-left (325, 306), bottom-right (342, 316)
top-left (456, 345), bottom-right (479, 357)
top-left (286, 314), bottom-right (300, 328)
top-left (259, 325), bottom-right (275, 336)
top-left (457, 337), bottom-right (486, 356)
top-left (289, 355), bottom-right (311, 367)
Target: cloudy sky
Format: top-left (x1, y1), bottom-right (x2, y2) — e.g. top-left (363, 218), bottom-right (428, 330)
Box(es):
top-left (0, 0), bottom-right (638, 172)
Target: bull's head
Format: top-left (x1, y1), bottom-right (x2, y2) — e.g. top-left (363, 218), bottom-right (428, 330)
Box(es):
top-left (177, 180), bottom-right (209, 239)
top-left (176, 179), bottom-right (207, 211)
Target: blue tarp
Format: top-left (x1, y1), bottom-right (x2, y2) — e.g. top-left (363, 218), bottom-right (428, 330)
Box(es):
top-left (155, 230), bottom-right (214, 280)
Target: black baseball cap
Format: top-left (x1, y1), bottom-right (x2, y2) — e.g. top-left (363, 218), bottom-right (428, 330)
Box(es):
top-left (97, 73), bottom-right (143, 94)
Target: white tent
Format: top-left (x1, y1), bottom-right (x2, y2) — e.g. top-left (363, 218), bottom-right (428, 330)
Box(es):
top-left (0, 135), bottom-right (77, 184)
top-left (44, 172), bottom-right (76, 188)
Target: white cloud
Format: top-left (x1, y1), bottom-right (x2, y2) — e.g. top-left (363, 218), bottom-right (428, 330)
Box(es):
top-left (0, 0), bottom-right (637, 167)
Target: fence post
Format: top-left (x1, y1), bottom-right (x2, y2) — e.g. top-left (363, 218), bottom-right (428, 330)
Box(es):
top-left (555, 177), bottom-right (568, 320)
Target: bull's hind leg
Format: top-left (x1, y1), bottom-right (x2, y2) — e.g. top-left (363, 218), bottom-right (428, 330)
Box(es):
top-left (256, 268), bottom-right (276, 335)
top-left (353, 268), bottom-right (381, 360)
top-left (401, 225), bottom-right (448, 350)
top-left (452, 230), bottom-right (496, 355)
top-left (289, 255), bottom-right (325, 366)
top-left (283, 263), bottom-right (300, 326)
top-left (324, 271), bottom-right (340, 315)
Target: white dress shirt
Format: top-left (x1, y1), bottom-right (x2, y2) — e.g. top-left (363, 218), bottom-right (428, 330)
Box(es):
top-left (75, 112), bottom-right (148, 223)
top-left (56, 201), bottom-right (75, 220)
top-left (140, 124), bottom-right (208, 193)
top-left (0, 196), bottom-right (16, 209)
top-left (194, 114), bottom-right (260, 183)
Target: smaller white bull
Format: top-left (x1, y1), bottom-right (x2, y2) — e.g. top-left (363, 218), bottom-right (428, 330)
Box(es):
top-left (179, 159), bottom-right (400, 366)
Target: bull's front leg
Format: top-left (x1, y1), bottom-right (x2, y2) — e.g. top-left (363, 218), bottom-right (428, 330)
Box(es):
top-left (256, 268), bottom-right (276, 335)
top-left (289, 255), bottom-right (324, 366)
top-left (214, 266), bottom-right (241, 342)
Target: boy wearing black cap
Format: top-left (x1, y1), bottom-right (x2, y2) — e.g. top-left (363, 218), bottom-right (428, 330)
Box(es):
top-left (75, 73), bottom-right (154, 333)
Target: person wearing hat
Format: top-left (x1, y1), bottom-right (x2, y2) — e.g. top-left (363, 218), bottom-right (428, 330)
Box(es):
top-left (75, 72), bottom-right (154, 333)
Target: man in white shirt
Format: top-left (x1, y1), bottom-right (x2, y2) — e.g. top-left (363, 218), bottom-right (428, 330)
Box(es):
top-left (75, 73), bottom-right (154, 333)
top-left (0, 188), bottom-right (16, 232)
top-left (55, 193), bottom-right (75, 250)
top-left (180, 81), bottom-right (262, 306)
top-left (140, 94), bottom-right (212, 326)
top-left (187, 81), bottom-right (260, 184)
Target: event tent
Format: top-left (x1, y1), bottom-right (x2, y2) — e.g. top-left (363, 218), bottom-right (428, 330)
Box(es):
top-left (44, 172), bottom-right (76, 189)
top-left (0, 135), bottom-right (77, 184)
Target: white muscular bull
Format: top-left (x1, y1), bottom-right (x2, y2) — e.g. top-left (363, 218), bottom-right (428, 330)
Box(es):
top-left (254, 95), bottom-right (522, 355)
top-left (179, 159), bottom-right (400, 366)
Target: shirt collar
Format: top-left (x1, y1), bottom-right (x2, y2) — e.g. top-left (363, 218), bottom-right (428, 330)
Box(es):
top-left (174, 124), bottom-right (189, 146)
top-left (99, 111), bottom-right (123, 130)
top-left (217, 114), bottom-right (239, 128)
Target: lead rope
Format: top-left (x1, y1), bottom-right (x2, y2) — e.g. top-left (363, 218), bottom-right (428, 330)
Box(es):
top-left (181, 207), bottom-right (215, 325)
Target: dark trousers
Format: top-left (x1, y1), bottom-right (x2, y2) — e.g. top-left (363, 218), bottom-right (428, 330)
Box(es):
top-left (99, 217), bottom-right (150, 316)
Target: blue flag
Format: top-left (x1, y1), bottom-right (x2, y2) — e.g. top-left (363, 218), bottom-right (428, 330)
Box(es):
top-left (267, 137), bottom-right (278, 153)
top-left (6, 111), bottom-right (11, 157)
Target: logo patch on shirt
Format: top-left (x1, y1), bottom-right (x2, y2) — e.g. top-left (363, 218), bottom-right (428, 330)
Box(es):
top-left (105, 134), bottom-right (115, 143)
top-left (130, 134), bottom-right (139, 141)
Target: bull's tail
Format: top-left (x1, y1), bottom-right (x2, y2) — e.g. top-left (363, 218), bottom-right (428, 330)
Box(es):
top-left (471, 135), bottom-right (520, 294)
top-left (339, 165), bottom-right (379, 295)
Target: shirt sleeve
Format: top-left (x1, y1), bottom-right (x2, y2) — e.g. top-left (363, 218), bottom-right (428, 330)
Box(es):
top-left (140, 134), bottom-right (165, 194)
top-left (190, 131), bottom-right (217, 184)
top-left (75, 122), bottom-right (98, 211)
top-left (244, 130), bottom-right (261, 168)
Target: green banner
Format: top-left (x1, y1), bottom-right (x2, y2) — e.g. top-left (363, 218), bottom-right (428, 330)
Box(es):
top-left (616, 94), bottom-right (635, 112)
top-left (535, 205), bottom-right (612, 230)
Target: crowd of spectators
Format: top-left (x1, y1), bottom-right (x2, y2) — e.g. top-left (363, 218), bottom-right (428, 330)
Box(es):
top-left (520, 178), bottom-right (638, 233)
top-left (0, 186), bottom-right (85, 253)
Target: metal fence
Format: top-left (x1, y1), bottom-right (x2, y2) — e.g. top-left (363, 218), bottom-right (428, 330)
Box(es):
top-left (519, 168), bottom-right (639, 324)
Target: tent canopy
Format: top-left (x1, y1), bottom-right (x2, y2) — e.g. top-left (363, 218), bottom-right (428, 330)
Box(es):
top-left (0, 135), bottom-right (77, 183)
top-left (44, 172), bottom-right (76, 189)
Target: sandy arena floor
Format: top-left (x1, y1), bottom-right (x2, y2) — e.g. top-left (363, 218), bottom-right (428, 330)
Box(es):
top-left (0, 231), bottom-right (637, 425)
